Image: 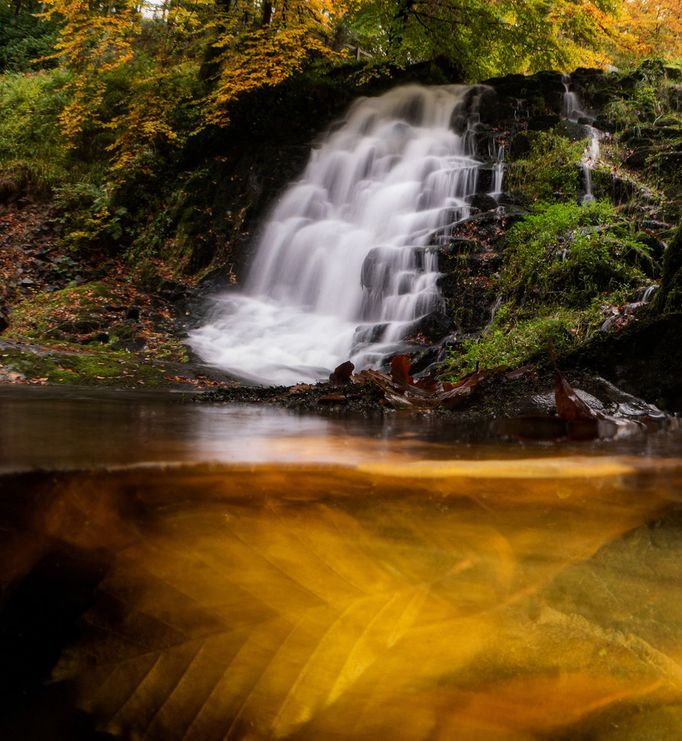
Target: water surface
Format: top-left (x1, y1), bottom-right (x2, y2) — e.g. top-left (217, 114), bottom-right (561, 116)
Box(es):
top-left (1, 386), bottom-right (682, 740)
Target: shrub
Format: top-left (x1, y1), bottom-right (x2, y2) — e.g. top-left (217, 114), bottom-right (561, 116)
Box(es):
top-left (0, 7), bottom-right (58, 73)
top-left (0, 69), bottom-right (71, 195)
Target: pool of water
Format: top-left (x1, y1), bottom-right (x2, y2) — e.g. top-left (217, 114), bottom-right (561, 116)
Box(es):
top-left (1, 386), bottom-right (682, 739)
top-left (1, 385), bottom-right (681, 472)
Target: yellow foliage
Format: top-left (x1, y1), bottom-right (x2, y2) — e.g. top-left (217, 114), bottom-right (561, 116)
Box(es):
top-left (203, 0), bottom-right (353, 126)
top-left (206, 26), bottom-right (341, 127)
top-left (619, 0), bottom-right (682, 60)
top-left (41, 0), bottom-right (141, 142)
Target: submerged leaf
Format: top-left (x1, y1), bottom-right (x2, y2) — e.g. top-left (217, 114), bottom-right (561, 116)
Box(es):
top-left (2, 462), bottom-right (670, 739)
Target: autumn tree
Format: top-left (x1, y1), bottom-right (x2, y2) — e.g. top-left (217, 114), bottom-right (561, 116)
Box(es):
top-left (202, 0), bottom-right (353, 126)
top-left (618, 0), bottom-right (682, 61)
top-left (30, 0), bottom-right (682, 177)
top-left (41, 0), bottom-right (142, 143)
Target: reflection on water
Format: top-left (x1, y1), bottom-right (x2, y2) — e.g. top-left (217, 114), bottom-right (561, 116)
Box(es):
top-left (1, 386), bottom-right (681, 472)
top-left (1, 459), bottom-right (682, 739)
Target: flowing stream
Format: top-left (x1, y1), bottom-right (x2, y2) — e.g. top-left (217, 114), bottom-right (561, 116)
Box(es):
top-left (190, 85), bottom-right (491, 385)
top-left (562, 74), bottom-right (602, 203)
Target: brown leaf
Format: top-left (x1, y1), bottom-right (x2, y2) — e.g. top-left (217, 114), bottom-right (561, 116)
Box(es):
top-left (288, 383), bottom-right (314, 395)
top-left (390, 355), bottom-right (413, 386)
top-left (554, 369), bottom-right (597, 422)
top-left (434, 370), bottom-right (487, 409)
top-left (329, 361), bottom-right (354, 386)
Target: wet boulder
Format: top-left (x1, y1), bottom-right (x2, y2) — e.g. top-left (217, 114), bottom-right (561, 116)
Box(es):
top-left (468, 193), bottom-right (499, 213)
top-left (408, 311), bottom-right (452, 342)
top-left (566, 312), bottom-right (682, 413)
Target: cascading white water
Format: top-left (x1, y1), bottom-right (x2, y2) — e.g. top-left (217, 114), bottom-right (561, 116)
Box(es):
top-left (562, 74), bottom-right (601, 203)
top-left (189, 84), bottom-right (489, 385)
top-left (490, 143), bottom-right (505, 198)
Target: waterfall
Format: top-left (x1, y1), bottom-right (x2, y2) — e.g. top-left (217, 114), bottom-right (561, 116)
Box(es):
top-left (562, 74), bottom-right (601, 203)
top-left (489, 142), bottom-right (505, 198)
top-left (190, 85), bottom-right (491, 385)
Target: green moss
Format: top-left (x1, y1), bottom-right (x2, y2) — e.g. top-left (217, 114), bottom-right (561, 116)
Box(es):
top-left (506, 130), bottom-right (584, 205)
top-left (500, 201), bottom-right (650, 309)
top-left (653, 223), bottom-right (682, 313)
top-left (443, 201), bottom-right (654, 379)
top-left (6, 282), bottom-right (114, 341)
top-left (446, 306), bottom-right (596, 377)
top-left (0, 345), bottom-right (167, 387)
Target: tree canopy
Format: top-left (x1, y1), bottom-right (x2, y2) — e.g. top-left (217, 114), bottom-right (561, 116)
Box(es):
top-left (0, 0), bottom-right (679, 180)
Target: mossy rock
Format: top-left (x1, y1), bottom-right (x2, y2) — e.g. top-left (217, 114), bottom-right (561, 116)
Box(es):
top-left (0, 344), bottom-right (168, 387)
top-left (566, 313), bottom-right (682, 413)
top-left (653, 224), bottom-right (682, 313)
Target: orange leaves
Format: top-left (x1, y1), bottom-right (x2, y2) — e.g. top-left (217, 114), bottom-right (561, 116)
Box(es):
top-left (390, 354), bottom-right (412, 386)
top-left (618, 0), bottom-right (682, 60)
top-left (41, 0), bottom-right (141, 144)
top-left (352, 356), bottom-right (494, 411)
top-left (554, 367), bottom-right (598, 423)
top-left (205, 24), bottom-right (340, 127)
top-left (330, 360), bottom-right (355, 385)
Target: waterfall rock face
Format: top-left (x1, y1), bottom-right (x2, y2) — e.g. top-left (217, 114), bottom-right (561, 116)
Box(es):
top-left (190, 84), bottom-right (494, 385)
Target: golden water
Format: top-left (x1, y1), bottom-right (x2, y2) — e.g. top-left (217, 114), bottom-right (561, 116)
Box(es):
top-left (3, 456), bottom-right (682, 740)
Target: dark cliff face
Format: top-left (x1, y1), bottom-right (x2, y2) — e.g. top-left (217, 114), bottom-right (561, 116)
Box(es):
top-left (164, 59), bottom-right (468, 280)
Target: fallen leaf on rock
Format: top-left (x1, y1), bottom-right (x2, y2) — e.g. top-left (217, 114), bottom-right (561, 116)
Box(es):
top-left (390, 354), bottom-right (413, 386)
top-left (318, 393), bottom-right (347, 403)
top-left (554, 368), bottom-right (597, 422)
top-left (288, 383), bottom-right (314, 395)
top-left (413, 376), bottom-right (442, 393)
top-left (330, 361), bottom-right (354, 385)
top-left (355, 365), bottom-right (490, 411)
top-left (503, 365), bottom-right (536, 382)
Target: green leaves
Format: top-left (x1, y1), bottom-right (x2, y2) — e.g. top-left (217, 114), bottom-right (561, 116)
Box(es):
top-left (343, 0), bottom-right (622, 79)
